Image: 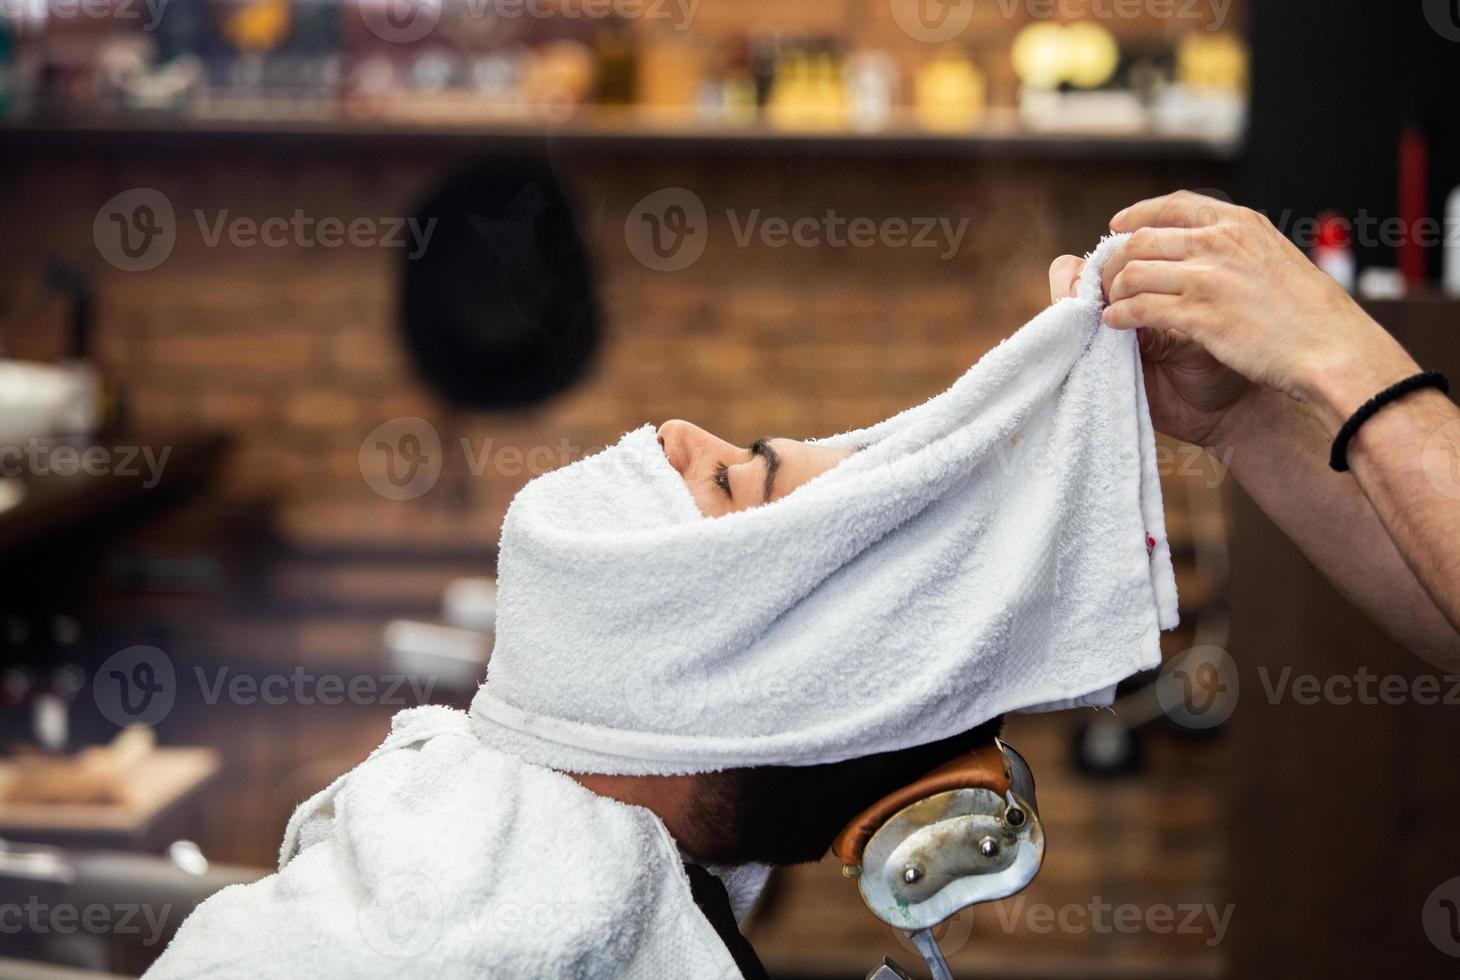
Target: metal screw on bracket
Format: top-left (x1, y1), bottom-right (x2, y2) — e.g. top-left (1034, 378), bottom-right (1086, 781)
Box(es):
top-left (977, 836), bottom-right (999, 858)
top-left (903, 865), bottom-right (924, 884)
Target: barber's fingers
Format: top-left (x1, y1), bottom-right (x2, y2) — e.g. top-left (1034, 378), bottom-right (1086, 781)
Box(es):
top-left (1101, 293), bottom-right (1189, 332)
top-left (1048, 255), bottom-right (1084, 302)
top-left (1137, 326), bottom-right (1197, 363)
top-left (1110, 190), bottom-right (1233, 233)
top-left (1101, 228), bottom-right (1204, 299)
top-left (1105, 259), bottom-right (1189, 305)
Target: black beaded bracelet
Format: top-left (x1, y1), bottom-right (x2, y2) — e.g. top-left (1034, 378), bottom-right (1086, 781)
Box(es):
top-left (1329, 370), bottom-right (1450, 472)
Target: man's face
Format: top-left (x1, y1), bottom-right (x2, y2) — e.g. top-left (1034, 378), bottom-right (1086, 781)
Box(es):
top-left (656, 420), bottom-right (853, 517)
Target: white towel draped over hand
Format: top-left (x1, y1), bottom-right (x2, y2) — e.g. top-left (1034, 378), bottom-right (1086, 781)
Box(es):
top-left (473, 234), bottom-right (1178, 776)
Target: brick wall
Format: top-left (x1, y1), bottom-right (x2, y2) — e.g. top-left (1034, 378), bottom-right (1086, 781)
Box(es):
top-left (4, 150), bottom-right (1226, 561)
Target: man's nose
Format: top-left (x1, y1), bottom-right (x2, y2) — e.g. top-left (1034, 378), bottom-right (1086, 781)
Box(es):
top-left (656, 419), bottom-right (697, 475)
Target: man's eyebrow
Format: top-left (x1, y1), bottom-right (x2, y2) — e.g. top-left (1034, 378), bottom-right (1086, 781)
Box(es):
top-left (750, 437), bottom-right (781, 502)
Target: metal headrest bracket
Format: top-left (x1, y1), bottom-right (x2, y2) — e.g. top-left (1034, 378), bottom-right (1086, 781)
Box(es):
top-left (842, 740), bottom-right (1046, 980)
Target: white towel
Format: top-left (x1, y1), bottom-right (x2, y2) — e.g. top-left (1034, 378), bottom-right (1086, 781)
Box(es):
top-left (472, 235), bottom-right (1178, 776)
top-left (144, 707), bottom-right (742, 979)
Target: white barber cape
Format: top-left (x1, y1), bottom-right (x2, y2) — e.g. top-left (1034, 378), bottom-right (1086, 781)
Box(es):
top-left (144, 707), bottom-right (744, 979)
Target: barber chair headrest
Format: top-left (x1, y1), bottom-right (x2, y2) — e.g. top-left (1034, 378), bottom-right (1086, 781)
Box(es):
top-left (832, 738), bottom-right (1044, 933)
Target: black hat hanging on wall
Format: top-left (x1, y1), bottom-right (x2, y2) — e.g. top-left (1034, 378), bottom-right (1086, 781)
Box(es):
top-left (399, 159), bottom-right (598, 410)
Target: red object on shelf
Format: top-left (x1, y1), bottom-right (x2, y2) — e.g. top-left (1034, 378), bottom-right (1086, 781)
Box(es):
top-left (1315, 211), bottom-right (1351, 249)
top-left (1398, 120), bottom-right (1429, 289)
top-left (1313, 210), bottom-right (1356, 293)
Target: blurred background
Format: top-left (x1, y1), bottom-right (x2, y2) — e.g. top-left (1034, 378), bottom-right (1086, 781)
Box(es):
top-left (1, 0), bottom-right (1459, 977)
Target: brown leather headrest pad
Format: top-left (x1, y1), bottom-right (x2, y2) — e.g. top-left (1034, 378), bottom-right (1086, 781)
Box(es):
top-left (830, 741), bottom-right (1011, 866)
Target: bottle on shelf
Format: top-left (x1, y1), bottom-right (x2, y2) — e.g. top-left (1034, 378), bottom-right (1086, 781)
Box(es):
top-left (1312, 211), bottom-right (1356, 294)
top-left (915, 46), bottom-right (986, 133)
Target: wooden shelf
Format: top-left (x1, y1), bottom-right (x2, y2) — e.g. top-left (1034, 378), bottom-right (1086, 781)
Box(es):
top-left (0, 431), bottom-right (231, 557)
top-left (3, 106), bottom-right (1244, 161)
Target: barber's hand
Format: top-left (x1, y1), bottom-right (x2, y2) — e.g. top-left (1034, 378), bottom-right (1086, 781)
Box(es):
top-left (1100, 191), bottom-right (1422, 436)
top-left (1049, 250), bottom-right (1254, 449)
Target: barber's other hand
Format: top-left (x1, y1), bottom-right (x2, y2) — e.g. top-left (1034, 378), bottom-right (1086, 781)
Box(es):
top-left (1101, 191), bottom-right (1421, 435)
top-left (1049, 252), bottom-right (1254, 449)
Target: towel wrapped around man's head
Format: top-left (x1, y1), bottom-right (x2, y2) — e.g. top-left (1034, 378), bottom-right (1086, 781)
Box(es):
top-left (472, 234), bottom-right (1178, 776)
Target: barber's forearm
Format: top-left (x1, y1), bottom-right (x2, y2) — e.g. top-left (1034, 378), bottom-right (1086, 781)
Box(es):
top-left (1215, 387), bottom-right (1460, 668)
top-left (1341, 387), bottom-right (1460, 653)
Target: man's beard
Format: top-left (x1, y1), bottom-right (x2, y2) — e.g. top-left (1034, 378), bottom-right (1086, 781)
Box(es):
top-left (687, 716), bottom-right (1006, 867)
top-left (689, 765), bottom-right (870, 866)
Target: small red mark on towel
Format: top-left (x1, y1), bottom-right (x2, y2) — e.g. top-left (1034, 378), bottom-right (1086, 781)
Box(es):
top-left (1145, 534), bottom-right (1156, 557)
